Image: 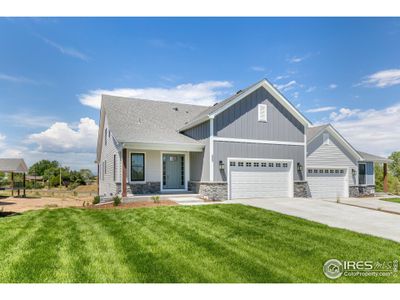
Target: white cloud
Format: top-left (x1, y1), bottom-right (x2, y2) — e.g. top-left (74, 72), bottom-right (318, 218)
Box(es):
top-left (0, 113), bottom-right (57, 128)
top-left (275, 75), bottom-right (290, 81)
top-left (359, 69), bottom-right (400, 88)
top-left (329, 108), bottom-right (361, 122)
top-left (0, 133), bottom-right (5, 148)
top-left (329, 84), bottom-right (338, 89)
top-left (329, 103), bottom-right (400, 156)
top-left (40, 36), bottom-right (89, 61)
top-left (28, 118), bottom-right (98, 153)
top-left (287, 55), bottom-right (309, 63)
top-left (274, 80), bottom-right (298, 92)
top-left (306, 86), bottom-right (316, 93)
top-left (250, 66), bottom-right (265, 72)
top-left (306, 106), bottom-right (337, 113)
top-left (0, 72), bottom-right (37, 84)
top-left (79, 81), bottom-right (233, 109)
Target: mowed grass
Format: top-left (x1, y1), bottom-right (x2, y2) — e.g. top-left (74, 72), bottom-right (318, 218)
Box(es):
top-left (0, 204), bottom-right (399, 283)
top-left (380, 198), bottom-right (400, 204)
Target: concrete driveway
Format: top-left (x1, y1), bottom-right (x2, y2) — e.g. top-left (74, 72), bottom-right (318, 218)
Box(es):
top-left (229, 197), bottom-right (400, 243)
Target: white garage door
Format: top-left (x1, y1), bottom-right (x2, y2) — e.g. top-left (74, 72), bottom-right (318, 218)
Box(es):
top-left (229, 159), bottom-right (293, 200)
top-left (307, 168), bottom-right (348, 198)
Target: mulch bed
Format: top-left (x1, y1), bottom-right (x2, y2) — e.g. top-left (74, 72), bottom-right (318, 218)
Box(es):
top-left (90, 200), bottom-right (177, 209)
top-left (0, 211), bottom-right (21, 218)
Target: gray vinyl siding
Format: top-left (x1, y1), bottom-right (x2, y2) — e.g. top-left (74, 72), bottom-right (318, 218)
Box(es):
top-left (99, 114), bottom-right (122, 197)
top-left (214, 87), bottom-right (304, 142)
top-left (307, 130), bottom-right (358, 186)
top-left (213, 141), bottom-right (305, 181)
top-left (183, 121), bottom-right (210, 181)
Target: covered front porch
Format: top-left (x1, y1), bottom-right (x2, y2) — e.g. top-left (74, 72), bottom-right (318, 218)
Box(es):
top-left (120, 142), bottom-right (204, 197)
top-left (357, 151), bottom-right (392, 195)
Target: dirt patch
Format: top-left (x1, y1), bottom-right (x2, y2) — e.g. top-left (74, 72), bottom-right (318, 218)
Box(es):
top-left (0, 196), bottom-right (90, 213)
top-left (90, 200), bottom-right (177, 209)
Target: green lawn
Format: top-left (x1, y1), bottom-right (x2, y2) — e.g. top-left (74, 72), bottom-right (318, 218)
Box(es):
top-left (0, 204), bottom-right (399, 283)
top-left (380, 198), bottom-right (400, 204)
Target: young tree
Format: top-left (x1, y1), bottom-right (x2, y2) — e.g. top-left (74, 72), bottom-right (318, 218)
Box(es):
top-left (389, 151), bottom-right (400, 178)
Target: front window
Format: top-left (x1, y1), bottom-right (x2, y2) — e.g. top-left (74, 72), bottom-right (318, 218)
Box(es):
top-left (359, 163), bottom-right (366, 185)
top-left (131, 153), bottom-right (145, 181)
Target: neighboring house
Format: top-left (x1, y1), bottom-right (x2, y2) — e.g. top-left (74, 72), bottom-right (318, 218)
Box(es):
top-left (96, 79), bottom-right (390, 200)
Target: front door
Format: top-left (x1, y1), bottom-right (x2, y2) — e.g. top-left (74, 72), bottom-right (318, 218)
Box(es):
top-left (163, 154), bottom-right (185, 190)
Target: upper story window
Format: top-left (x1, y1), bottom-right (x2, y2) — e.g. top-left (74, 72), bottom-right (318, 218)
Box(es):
top-left (258, 104), bottom-right (268, 122)
top-left (104, 128), bottom-right (108, 146)
top-left (323, 133), bottom-right (330, 145)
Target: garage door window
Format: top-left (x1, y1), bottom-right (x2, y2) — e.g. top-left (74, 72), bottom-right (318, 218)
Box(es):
top-left (269, 163), bottom-right (273, 167)
top-left (253, 162), bottom-right (259, 167)
top-left (261, 162), bottom-right (267, 167)
top-left (230, 161), bottom-right (235, 167)
top-left (238, 162), bottom-right (244, 167)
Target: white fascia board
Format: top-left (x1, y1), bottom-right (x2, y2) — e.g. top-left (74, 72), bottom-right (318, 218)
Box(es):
top-left (209, 79), bottom-right (312, 127)
top-left (179, 116), bottom-right (209, 132)
top-left (326, 125), bottom-right (363, 161)
top-left (122, 142), bottom-right (204, 152)
top-left (307, 125), bottom-right (363, 161)
top-left (96, 107), bottom-right (106, 162)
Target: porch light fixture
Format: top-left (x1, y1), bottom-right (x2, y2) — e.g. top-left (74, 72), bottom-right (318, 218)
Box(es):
top-left (352, 169), bottom-right (357, 176)
top-left (219, 160), bottom-right (225, 170)
top-left (297, 162), bottom-right (303, 172)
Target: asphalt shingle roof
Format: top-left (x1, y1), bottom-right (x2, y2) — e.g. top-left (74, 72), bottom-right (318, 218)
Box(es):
top-left (358, 151), bottom-right (392, 163)
top-left (102, 95), bottom-right (208, 145)
top-left (306, 125), bottom-right (329, 143)
top-left (0, 158), bottom-right (28, 173)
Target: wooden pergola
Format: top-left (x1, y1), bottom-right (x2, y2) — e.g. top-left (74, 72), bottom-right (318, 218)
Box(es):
top-left (0, 158), bottom-right (28, 197)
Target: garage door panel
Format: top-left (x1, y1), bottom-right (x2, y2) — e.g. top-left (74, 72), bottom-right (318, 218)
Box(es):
top-left (229, 159), bottom-right (292, 199)
top-left (307, 168), bottom-right (348, 198)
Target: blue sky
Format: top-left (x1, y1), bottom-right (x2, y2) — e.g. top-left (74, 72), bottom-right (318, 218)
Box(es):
top-left (0, 17), bottom-right (399, 171)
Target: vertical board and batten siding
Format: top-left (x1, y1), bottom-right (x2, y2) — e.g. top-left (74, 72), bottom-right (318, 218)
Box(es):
top-left (307, 130), bottom-right (358, 186)
top-left (99, 114), bottom-right (121, 197)
top-left (365, 162), bottom-right (374, 185)
top-left (213, 141), bottom-right (305, 181)
top-left (183, 121), bottom-right (210, 181)
top-left (214, 87), bottom-right (305, 143)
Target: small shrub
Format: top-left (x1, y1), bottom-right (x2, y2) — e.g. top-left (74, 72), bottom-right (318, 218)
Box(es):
top-left (73, 191), bottom-right (78, 197)
top-left (151, 195), bottom-right (161, 204)
top-left (34, 191), bottom-right (40, 197)
top-left (113, 196), bottom-right (121, 207)
top-left (93, 195), bottom-right (100, 205)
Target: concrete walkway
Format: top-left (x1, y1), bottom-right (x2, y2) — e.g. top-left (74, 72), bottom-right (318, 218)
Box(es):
top-left (229, 197), bottom-right (400, 243)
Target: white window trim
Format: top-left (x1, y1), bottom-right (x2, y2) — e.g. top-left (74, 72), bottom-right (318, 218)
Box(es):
top-left (209, 117), bottom-right (214, 181)
top-left (258, 104), bottom-right (268, 122)
top-left (128, 151), bottom-right (146, 183)
top-left (358, 162), bottom-right (367, 186)
top-left (160, 151), bottom-right (189, 192)
top-left (227, 157), bottom-right (294, 200)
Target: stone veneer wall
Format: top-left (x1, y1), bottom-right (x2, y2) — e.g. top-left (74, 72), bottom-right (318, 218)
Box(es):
top-left (349, 185), bottom-right (375, 197)
top-left (127, 182), bottom-right (161, 194)
top-left (358, 185), bottom-right (375, 196)
top-left (294, 181), bottom-right (310, 198)
top-left (189, 181), bottom-right (228, 201)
